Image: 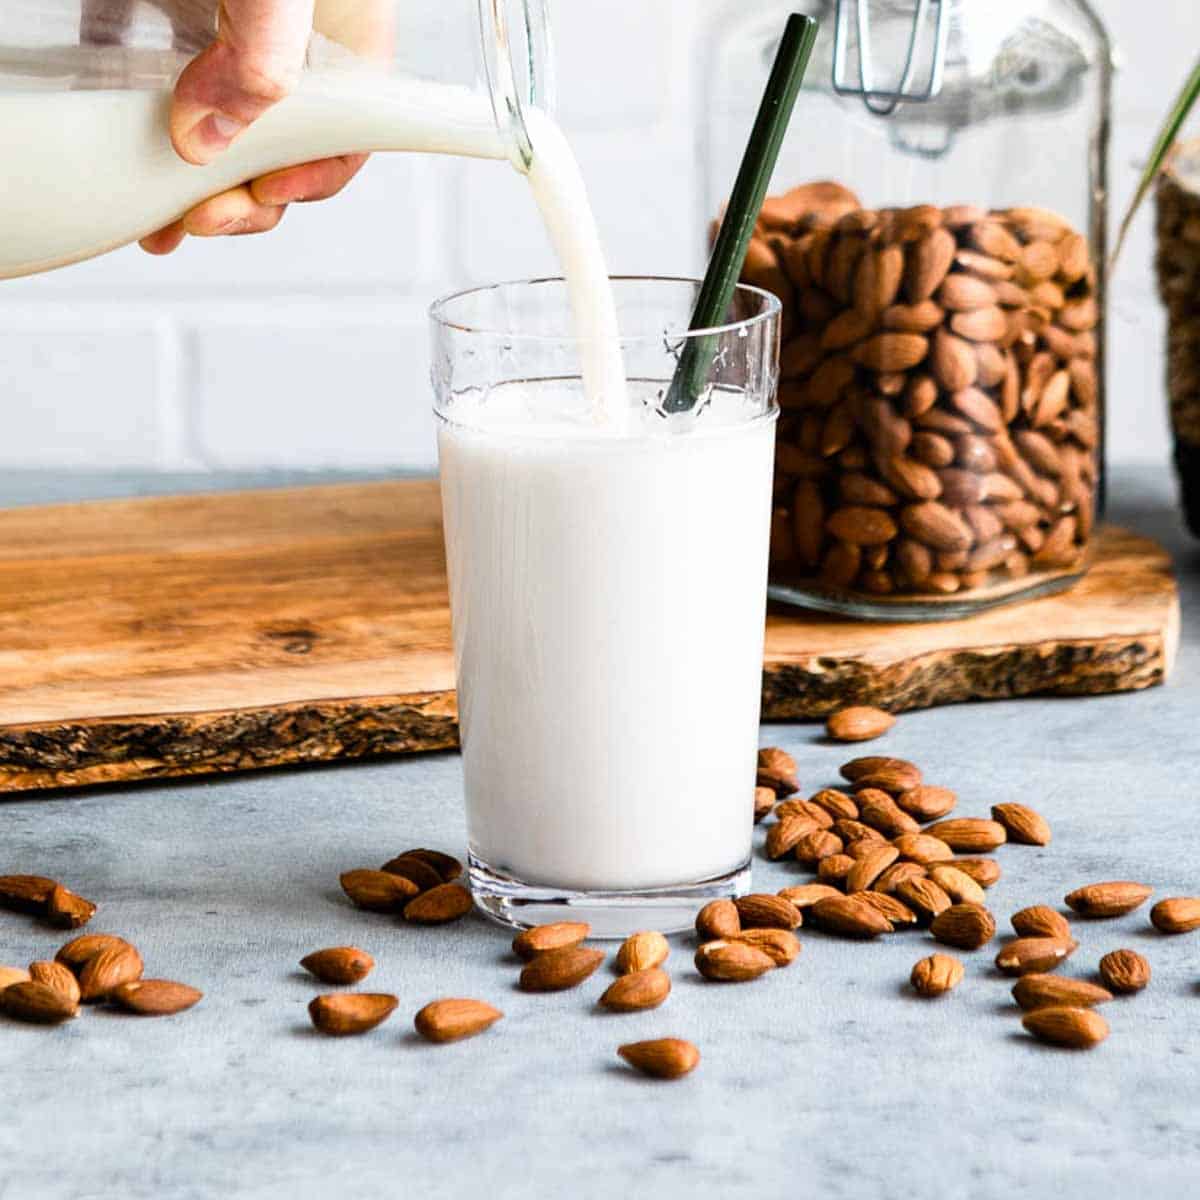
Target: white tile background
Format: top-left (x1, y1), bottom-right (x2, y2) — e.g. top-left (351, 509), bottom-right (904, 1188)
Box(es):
top-left (0, 0), bottom-right (1191, 472)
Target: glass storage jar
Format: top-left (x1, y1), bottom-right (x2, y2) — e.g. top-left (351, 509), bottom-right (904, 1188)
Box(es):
top-left (704, 0), bottom-right (1113, 618)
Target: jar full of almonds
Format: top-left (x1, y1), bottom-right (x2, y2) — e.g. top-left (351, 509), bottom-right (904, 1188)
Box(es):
top-left (704, 0), bottom-right (1113, 617)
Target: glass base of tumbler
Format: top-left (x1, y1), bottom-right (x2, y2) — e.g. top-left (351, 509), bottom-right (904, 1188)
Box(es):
top-left (468, 853), bottom-right (753, 939)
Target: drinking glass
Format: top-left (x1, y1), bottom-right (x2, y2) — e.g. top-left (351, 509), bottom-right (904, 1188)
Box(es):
top-left (431, 276), bottom-right (781, 935)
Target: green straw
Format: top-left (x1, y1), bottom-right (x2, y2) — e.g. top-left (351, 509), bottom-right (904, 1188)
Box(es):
top-left (663, 13), bottom-right (818, 413)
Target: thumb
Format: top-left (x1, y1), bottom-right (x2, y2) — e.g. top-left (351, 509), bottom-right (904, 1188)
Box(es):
top-left (171, 0), bottom-right (315, 166)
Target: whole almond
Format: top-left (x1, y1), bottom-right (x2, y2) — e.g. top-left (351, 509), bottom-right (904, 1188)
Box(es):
top-left (833, 818), bottom-right (885, 845)
top-left (520, 946), bottom-right (605, 992)
top-left (395, 848), bottom-right (463, 882)
top-left (300, 947), bottom-right (375, 985)
top-left (757, 747), bottom-right (799, 796)
top-left (0, 874), bottom-right (57, 915)
top-left (55, 933), bottom-right (133, 973)
top-left (78, 943), bottom-right (144, 1003)
top-left (754, 787), bottom-right (776, 823)
top-left (946, 858), bottom-right (1001, 888)
top-left (900, 501), bottom-right (973, 552)
top-left (1064, 882), bottom-right (1153, 918)
top-left (618, 1038), bottom-right (699, 1080)
top-left (1022, 1005), bottom-right (1108, 1049)
top-left (793, 830), bottom-right (844, 867)
top-left (512, 921), bottom-right (591, 962)
top-left (846, 845), bottom-right (900, 893)
top-left (1098, 949), bottom-right (1150, 994)
top-left (825, 706), bottom-right (895, 743)
top-left (765, 813), bottom-right (821, 860)
top-left (599, 967), bottom-right (672, 1012)
top-left (995, 937), bottom-right (1078, 975)
top-left (810, 895), bottom-right (892, 938)
top-left (615, 931), bottom-right (669, 975)
top-left (404, 882), bottom-right (473, 924)
top-left (895, 786), bottom-right (957, 821)
top-left (694, 939), bottom-right (775, 982)
top-left (895, 877), bottom-right (952, 923)
top-left (28, 960), bottom-right (81, 1007)
top-left (1011, 974), bottom-right (1113, 1011)
top-left (855, 891), bottom-right (918, 927)
top-left (414, 997), bottom-right (503, 1043)
top-left (380, 854), bottom-right (443, 893)
top-left (777, 883), bottom-right (843, 911)
top-left (930, 902), bottom-right (996, 950)
top-left (840, 756), bottom-right (922, 789)
top-left (852, 333), bottom-right (928, 372)
top-left (857, 797), bottom-right (921, 838)
top-left (111, 979), bottom-right (204, 1016)
top-left (925, 819), bottom-right (1007, 853)
top-left (910, 953), bottom-right (964, 997)
top-left (735, 894), bottom-right (801, 931)
top-left (817, 853), bottom-right (856, 887)
top-left (1011, 906), bottom-right (1072, 940)
top-left (1150, 897), bottom-right (1200, 934)
top-left (45, 884), bottom-right (97, 930)
top-left (927, 865), bottom-right (987, 906)
top-left (991, 803), bottom-right (1052, 846)
top-left (906, 226), bottom-right (957, 301)
top-left (872, 861), bottom-right (927, 895)
top-left (845, 837), bottom-right (884, 861)
top-left (774, 800), bottom-right (835, 829)
top-left (1, 980), bottom-right (78, 1024)
top-left (340, 868), bottom-right (418, 912)
top-left (732, 928), bottom-right (801, 966)
top-left (808, 788), bottom-right (859, 821)
top-left (892, 833), bottom-right (954, 866)
top-left (0, 965), bottom-right (31, 990)
top-left (695, 900), bottom-right (740, 941)
top-left (308, 992), bottom-right (398, 1036)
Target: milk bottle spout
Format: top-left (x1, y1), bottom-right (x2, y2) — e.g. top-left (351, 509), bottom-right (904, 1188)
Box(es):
top-left (0, 0), bottom-right (554, 278)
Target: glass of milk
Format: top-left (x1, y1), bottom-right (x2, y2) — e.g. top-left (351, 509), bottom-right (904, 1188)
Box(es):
top-left (432, 276), bottom-right (781, 935)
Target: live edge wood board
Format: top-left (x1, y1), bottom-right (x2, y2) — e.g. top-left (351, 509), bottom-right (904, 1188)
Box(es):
top-left (0, 480), bottom-right (1179, 794)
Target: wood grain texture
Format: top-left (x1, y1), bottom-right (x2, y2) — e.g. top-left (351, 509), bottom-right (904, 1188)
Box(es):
top-left (0, 481), bottom-right (1178, 793)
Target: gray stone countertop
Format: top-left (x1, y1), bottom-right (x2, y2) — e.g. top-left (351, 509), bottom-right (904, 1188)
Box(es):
top-left (1, 466), bottom-right (1198, 1200)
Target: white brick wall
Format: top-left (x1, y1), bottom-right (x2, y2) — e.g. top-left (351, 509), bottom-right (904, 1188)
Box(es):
top-left (0, 0), bottom-right (1189, 470)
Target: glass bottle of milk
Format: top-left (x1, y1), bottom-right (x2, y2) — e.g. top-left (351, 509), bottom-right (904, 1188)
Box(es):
top-left (0, 0), bottom-right (555, 279)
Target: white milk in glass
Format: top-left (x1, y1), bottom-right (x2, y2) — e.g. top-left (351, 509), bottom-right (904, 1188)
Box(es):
top-left (438, 384), bottom-right (776, 892)
top-left (0, 73), bottom-right (626, 414)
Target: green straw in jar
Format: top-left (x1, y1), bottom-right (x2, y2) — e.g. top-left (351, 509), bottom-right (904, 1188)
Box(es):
top-left (663, 12), bottom-right (818, 414)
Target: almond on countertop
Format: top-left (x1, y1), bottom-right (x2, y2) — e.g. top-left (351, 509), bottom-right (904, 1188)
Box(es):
top-left (0, 980), bottom-right (78, 1024)
top-left (599, 968), bottom-right (672, 1012)
top-left (735, 894), bottom-right (802, 931)
top-left (512, 922), bottom-right (591, 962)
top-left (0, 875), bottom-right (57, 915)
top-left (111, 979), bottom-right (204, 1016)
top-left (1021, 1005), bottom-right (1109, 1049)
top-left (826, 706), bottom-right (896, 742)
top-left (810, 895), bottom-right (893, 938)
top-left (991, 803), bottom-right (1051, 846)
top-left (618, 1038), bottom-right (700, 1080)
top-left (1011, 974), bottom-right (1112, 1011)
top-left (695, 900), bottom-right (741, 941)
top-left (1098, 949), bottom-right (1150, 993)
top-left (403, 883), bottom-right (473, 924)
top-left (1064, 882), bottom-right (1153, 918)
top-left (910, 953), bottom-right (964, 997)
top-left (925, 819), bottom-right (1008, 853)
top-left (78, 943), bottom-right (144, 1003)
top-left (28, 961), bottom-right (81, 1007)
top-left (840, 756), bottom-right (922, 790)
top-left (732, 928), bottom-right (801, 966)
top-left (300, 947), bottom-right (375, 985)
top-left (414, 998), bottom-right (503, 1043)
top-left (994, 936), bottom-right (1078, 975)
top-left (519, 946), bottom-right (605, 992)
top-left (339, 869), bottom-right (418, 913)
top-left (694, 940), bottom-right (776, 982)
top-left (757, 747), bottom-right (800, 796)
top-left (45, 885), bottom-right (97, 930)
top-left (308, 992), bottom-right (398, 1036)
top-left (0, 965), bottom-right (31, 991)
top-left (929, 902), bottom-right (996, 950)
top-left (615, 931), bottom-right (669, 975)
top-left (1011, 906), bottom-right (1072, 940)
top-left (1150, 897), bottom-right (1200, 933)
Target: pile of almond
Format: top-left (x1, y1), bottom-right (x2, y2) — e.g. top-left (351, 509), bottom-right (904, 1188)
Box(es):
top-left (740, 182), bottom-right (1099, 603)
top-left (339, 848), bottom-right (472, 923)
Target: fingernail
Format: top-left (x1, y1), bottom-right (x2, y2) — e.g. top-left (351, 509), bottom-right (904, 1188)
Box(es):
top-left (182, 112), bottom-right (246, 164)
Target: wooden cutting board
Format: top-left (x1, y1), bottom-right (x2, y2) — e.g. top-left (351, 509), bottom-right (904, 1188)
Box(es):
top-left (0, 480), bottom-right (1178, 793)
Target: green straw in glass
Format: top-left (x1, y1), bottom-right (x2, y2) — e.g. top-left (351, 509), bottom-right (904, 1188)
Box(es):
top-left (663, 13), bottom-right (818, 413)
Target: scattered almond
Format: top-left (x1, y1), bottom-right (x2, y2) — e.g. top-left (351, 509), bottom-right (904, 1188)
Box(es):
top-left (826, 706), bottom-right (895, 742)
top-left (694, 940), bottom-right (776, 982)
top-left (308, 992), bottom-right (398, 1036)
top-left (55, 933), bottom-right (133, 973)
top-left (894, 876), bottom-right (952, 923)
top-left (991, 803), bottom-right (1051, 846)
top-left (757, 747), bottom-right (799, 796)
top-left (946, 858), bottom-right (1001, 888)
top-left (45, 884), bottom-right (96, 930)
top-left (765, 814), bottom-right (821, 860)
top-left (777, 883), bottom-right (842, 911)
top-left (599, 967), bottom-right (672, 1012)
top-left (1098, 949), bottom-right (1150, 994)
top-left (512, 921), bottom-right (591, 961)
top-left (927, 864), bottom-right (987, 906)
top-left (413, 997), bottom-right (503, 1042)
top-left (0, 874), bottom-right (57, 915)
top-left (850, 765), bottom-right (923, 796)
top-left (1011, 905), bottom-right (1072, 940)
top-left (734, 894), bottom-right (801, 931)
top-left (1064, 881), bottom-right (1152, 918)
top-left (0, 980), bottom-right (78, 1024)
top-left (615, 931), bottom-right (669, 975)
top-left (910, 953), bottom-right (964, 997)
top-left (857, 795), bottom-right (920, 838)
top-left (0, 965), bottom-right (31, 990)
top-left (845, 845), bottom-right (900, 893)
top-left (793, 830), bottom-right (844, 867)
top-left (930, 902), bottom-right (996, 950)
top-left (380, 854), bottom-right (443, 893)
top-left (695, 900), bottom-right (740, 941)
top-left (833, 819), bottom-right (885, 845)
top-left (520, 946), bottom-right (605, 992)
top-left (840, 756), bottom-right (922, 791)
top-left (404, 882), bottom-right (473, 924)
top-left (395, 848), bottom-right (463, 882)
top-left (995, 936), bottom-right (1078, 975)
top-left (1021, 1005), bottom-right (1108, 1049)
top-left (895, 785), bottom-right (957, 821)
top-left (340, 869), bottom-right (418, 912)
top-left (892, 833), bottom-right (954, 866)
top-left (78, 943), bottom-right (144, 1003)
top-left (28, 960), bottom-right (81, 1007)
top-left (732, 928), bottom-right (801, 966)
top-left (924, 818), bottom-right (1007, 853)
top-left (854, 891), bottom-right (918, 927)
top-left (1150, 897), bottom-right (1200, 934)
top-left (753, 787), bottom-right (776, 823)
top-left (808, 788), bottom-right (859, 821)
top-left (810, 895), bottom-right (892, 938)
top-left (300, 947), bottom-right (375, 985)
top-left (618, 1038), bottom-right (699, 1080)
top-left (111, 979), bottom-right (204, 1016)
top-left (1011, 974), bottom-right (1112, 1011)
